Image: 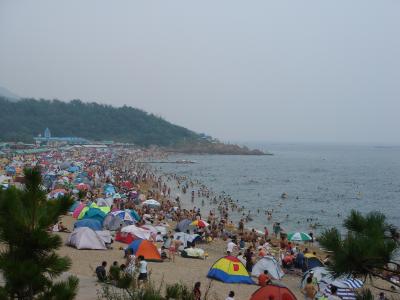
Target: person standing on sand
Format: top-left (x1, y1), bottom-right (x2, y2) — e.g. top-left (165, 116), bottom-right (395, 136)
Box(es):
top-left (302, 277), bottom-right (317, 300)
top-left (225, 291), bottom-right (235, 300)
top-left (244, 248), bottom-right (254, 272)
top-left (137, 255), bottom-right (148, 286)
top-left (226, 239), bottom-right (237, 255)
top-left (193, 282), bottom-right (201, 300)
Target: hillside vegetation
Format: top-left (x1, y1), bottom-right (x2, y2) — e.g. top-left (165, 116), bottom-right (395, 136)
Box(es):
top-left (0, 97), bottom-right (266, 154)
top-left (0, 97), bottom-right (199, 146)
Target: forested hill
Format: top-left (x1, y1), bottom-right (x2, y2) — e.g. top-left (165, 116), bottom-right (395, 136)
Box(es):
top-left (0, 97), bottom-right (200, 146)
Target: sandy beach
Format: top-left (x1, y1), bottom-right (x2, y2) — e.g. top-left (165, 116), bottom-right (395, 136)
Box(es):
top-left (58, 215), bottom-right (303, 300)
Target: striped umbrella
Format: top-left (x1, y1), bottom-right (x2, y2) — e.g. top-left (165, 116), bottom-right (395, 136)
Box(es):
top-left (323, 279), bottom-right (363, 300)
top-left (323, 285), bottom-right (356, 300)
top-left (191, 219), bottom-right (210, 228)
top-left (287, 232), bottom-right (312, 241)
top-left (340, 278), bottom-right (364, 289)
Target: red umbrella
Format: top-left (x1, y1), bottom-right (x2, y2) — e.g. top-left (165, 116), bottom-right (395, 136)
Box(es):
top-left (76, 183), bottom-right (90, 191)
top-left (121, 180), bottom-right (134, 189)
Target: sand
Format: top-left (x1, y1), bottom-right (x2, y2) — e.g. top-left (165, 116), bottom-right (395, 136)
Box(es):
top-left (57, 215), bottom-right (303, 300)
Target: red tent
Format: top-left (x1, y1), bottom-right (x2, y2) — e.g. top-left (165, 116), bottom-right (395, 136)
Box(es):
top-left (250, 283), bottom-right (297, 300)
top-left (115, 232), bottom-right (136, 244)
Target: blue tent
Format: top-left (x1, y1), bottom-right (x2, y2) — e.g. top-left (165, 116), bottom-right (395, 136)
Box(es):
top-left (74, 219), bottom-right (102, 231)
top-left (82, 208), bottom-right (107, 223)
top-left (175, 219), bottom-right (192, 232)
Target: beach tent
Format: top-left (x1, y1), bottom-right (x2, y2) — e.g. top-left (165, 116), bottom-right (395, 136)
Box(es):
top-left (115, 232), bottom-right (136, 244)
top-left (140, 225), bottom-right (168, 236)
top-left (81, 207), bottom-right (107, 223)
top-left (300, 267), bottom-right (334, 289)
top-left (96, 197), bottom-right (113, 207)
top-left (303, 253), bottom-right (324, 271)
top-left (140, 224), bottom-right (166, 235)
top-left (252, 256), bottom-right (285, 280)
top-left (207, 256), bottom-right (254, 284)
top-left (103, 214), bottom-right (124, 231)
top-left (250, 283), bottom-right (297, 300)
top-left (121, 225), bottom-right (152, 239)
top-left (72, 202), bottom-right (86, 218)
top-left (126, 239), bottom-right (161, 261)
top-left (173, 232), bottom-right (201, 248)
top-left (96, 230), bottom-right (113, 245)
top-left (74, 219), bottom-right (103, 231)
top-left (175, 219), bottom-right (192, 232)
top-left (66, 227), bottom-right (106, 250)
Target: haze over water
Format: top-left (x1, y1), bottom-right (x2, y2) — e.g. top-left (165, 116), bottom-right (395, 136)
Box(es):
top-left (156, 143), bottom-right (400, 233)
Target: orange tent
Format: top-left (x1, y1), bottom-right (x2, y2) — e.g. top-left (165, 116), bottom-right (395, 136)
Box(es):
top-left (126, 239), bottom-right (161, 262)
top-left (250, 283), bottom-right (297, 300)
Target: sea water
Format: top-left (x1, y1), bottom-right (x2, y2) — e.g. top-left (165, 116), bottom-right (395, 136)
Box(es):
top-left (155, 144), bottom-right (400, 234)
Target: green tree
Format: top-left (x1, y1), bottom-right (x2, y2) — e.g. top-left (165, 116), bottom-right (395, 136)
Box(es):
top-left (319, 210), bottom-right (400, 292)
top-left (0, 167), bottom-right (78, 299)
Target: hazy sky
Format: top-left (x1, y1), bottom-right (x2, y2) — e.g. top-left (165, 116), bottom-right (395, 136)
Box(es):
top-left (1, 1), bottom-right (399, 144)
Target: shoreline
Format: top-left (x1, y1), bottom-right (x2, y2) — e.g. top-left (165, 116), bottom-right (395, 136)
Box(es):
top-left (2, 147), bottom-right (397, 299)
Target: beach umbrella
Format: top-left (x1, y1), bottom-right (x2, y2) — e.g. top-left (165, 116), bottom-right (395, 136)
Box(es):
top-left (76, 183), bottom-right (90, 191)
top-left (48, 188), bottom-right (67, 199)
top-left (68, 165), bottom-right (79, 173)
top-left (142, 199), bottom-right (160, 207)
top-left (190, 219), bottom-right (210, 228)
top-left (129, 209), bottom-right (141, 221)
top-left (323, 284), bottom-right (357, 300)
top-left (121, 180), bottom-right (134, 189)
top-left (111, 210), bottom-right (135, 223)
top-left (287, 232), bottom-right (312, 241)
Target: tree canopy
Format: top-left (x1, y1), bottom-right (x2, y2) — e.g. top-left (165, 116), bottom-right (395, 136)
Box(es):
top-left (0, 97), bottom-right (200, 146)
top-left (319, 210), bottom-right (400, 292)
top-left (0, 167), bottom-right (78, 299)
